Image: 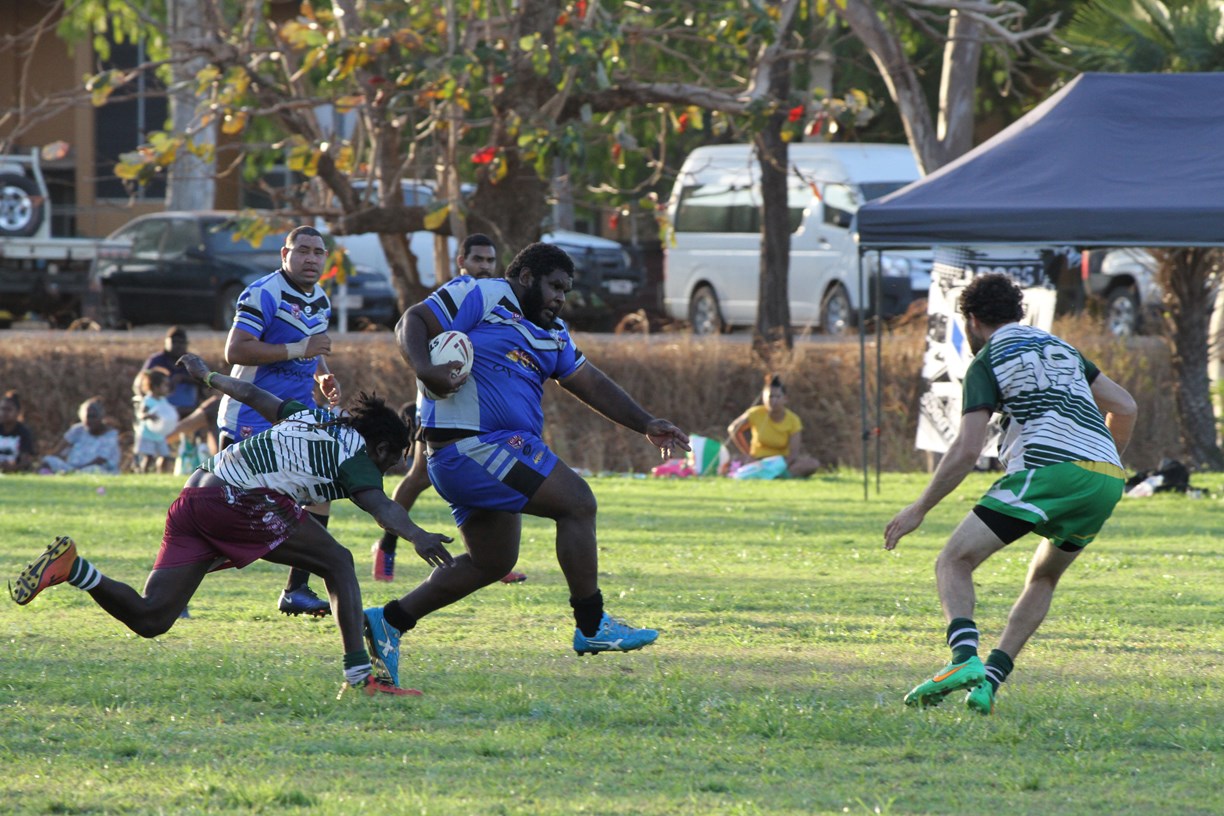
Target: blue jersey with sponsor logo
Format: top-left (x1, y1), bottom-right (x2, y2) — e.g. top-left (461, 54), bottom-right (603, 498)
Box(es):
top-left (218, 270), bottom-right (331, 440)
top-left (422, 277), bottom-right (585, 436)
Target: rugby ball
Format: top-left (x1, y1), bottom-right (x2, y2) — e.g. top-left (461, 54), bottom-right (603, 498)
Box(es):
top-left (418, 330), bottom-right (474, 400)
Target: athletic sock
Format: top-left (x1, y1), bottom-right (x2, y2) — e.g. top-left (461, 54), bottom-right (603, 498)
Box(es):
top-left (571, 589), bottom-right (604, 637)
top-left (983, 648), bottom-right (1014, 692)
top-left (67, 557), bottom-right (102, 592)
top-left (343, 649), bottom-right (373, 685)
top-left (382, 600), bottom-right (416, 634)
top-left (946, 617), bottom-right (980, 664)
top-left (377, 532), bottom-right (398, 554)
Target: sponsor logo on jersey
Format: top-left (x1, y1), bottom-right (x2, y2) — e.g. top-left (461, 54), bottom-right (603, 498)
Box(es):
top-left (504, 348), bottom-right (543, 375)
top-left (508, 434), bottom-right (524, 449)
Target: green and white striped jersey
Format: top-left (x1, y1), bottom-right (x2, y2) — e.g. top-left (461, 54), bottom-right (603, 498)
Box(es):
top-left (203, 400), bottom-right (383, 505)
top-left (962, 324), bottom-right (1121, 473)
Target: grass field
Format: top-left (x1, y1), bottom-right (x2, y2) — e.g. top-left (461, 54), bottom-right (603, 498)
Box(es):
top-left (1, 471), bottom-right (1220, 815)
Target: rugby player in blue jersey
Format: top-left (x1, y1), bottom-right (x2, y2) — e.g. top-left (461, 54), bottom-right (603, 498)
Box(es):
top-left (363, 242), bottom-right (689, 687)
top-left (218, 225), bottom-right (340, 617)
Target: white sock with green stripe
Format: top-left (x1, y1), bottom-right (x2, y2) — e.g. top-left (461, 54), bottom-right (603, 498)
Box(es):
top-left (343, 650), bottom-right (373, 685)
top-left (67, 557), bottom-right (102, 592)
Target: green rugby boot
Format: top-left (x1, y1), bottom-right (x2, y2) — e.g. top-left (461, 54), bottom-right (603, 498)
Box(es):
top-left (965, 682), bottom-right (995, 715)
top-left (903, 655), bottom-right (986, 708)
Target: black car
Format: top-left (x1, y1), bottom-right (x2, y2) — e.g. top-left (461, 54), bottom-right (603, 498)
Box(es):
top-left (540, 230), bottom-right (645, 329)
top-left (89, 212), bottom-right (398, 330)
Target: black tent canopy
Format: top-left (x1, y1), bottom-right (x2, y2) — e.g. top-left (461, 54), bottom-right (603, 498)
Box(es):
top-left (856, 73), bottom-right (1224, 249)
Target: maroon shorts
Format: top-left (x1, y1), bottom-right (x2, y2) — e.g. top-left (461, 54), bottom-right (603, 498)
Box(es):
top-left (153, 485), bottom-right (305, 571)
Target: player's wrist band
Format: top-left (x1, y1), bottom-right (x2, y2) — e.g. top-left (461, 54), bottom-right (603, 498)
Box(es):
top-left (204, 371), bottom-right (217, 389)
top-left (285, 339), bottom-right (309, 359)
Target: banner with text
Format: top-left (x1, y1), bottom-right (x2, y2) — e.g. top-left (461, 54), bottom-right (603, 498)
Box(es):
top-left (916, 246), bottom-right (1058, 455)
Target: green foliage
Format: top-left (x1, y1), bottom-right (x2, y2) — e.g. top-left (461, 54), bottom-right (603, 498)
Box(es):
top-left (55, 0), bottom-right (167, 62)
top-left (1, 473), bottom-right (1221, 814)
top-left (1055, 0), bottom-right (1224, 72)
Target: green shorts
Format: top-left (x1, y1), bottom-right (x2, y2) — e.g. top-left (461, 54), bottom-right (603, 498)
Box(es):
top-left (977, 461), bottom-right (1124, 551)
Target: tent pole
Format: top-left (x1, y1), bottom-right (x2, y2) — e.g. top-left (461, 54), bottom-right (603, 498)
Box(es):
top-left (875, 249), bottom-right (883, 494)
top-left (858, 249), bottom-right (868, 500)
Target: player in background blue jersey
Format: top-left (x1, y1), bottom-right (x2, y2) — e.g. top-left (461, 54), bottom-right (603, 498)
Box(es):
top-left (218, 225), bottom-right (341, 617)
top-left (361, 243), bottom-right (689, 689)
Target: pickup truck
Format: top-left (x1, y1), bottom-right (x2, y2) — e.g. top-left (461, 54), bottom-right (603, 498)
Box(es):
top-left (0, 149), bottom-right (127, 327)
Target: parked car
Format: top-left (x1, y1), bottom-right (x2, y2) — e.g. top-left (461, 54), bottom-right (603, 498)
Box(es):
top-left (540, 230), bottom-right (644, 329)
top-left (327, 181), bottom-right (646, 329)
top-left (89, 212), bottom-right (398, 330)
top-left (1084, 247), bottom-right (1161, 336)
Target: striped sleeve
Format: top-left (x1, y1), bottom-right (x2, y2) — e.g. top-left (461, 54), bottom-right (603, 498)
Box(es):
top-left (425, 277), bottom-right (484, 332)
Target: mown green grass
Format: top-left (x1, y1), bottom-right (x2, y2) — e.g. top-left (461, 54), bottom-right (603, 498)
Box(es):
top-left (1, 472), bottom-right (1220, 815)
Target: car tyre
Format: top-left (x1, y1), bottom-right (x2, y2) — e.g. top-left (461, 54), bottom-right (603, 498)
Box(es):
top-left (688, 285), bottom-right (725, 335)
top-left (1105, 285), bottom-right (1140, 337)
top-left (0, 173), bottom-right (42, 237)
top-left (99, 288), bottom-right (127, 330)
top-left (215, 283), bottom-right (244, 330)
top-left (820, 283), bottom-right (854, 335)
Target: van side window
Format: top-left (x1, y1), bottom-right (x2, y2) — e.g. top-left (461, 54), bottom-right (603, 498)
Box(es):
top-left (675, 183), bottom-right (758, 233)
top-left (822, 183), bottom-right (858, 228)
top-left (676, 182), bottom-right (811, 234)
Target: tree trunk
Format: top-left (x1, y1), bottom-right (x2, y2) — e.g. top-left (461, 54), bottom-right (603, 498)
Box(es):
top-left (467, 156), bottom-right (549, 259)
top-left (165, 0), bottom-right (215, 211)
top-left (837, 0), bottom-right (941, 172)
top-left (751, 0), bottom-right (800, 353)
top-left (1161, 248), bottom-right (1224, 470)
top-left (755, 129), bottom-right (792, 350)
top-left (463, 0), bottom-right (555, 257)
top-left (936, 10), bottom-right (983, 161)
top-left (379, 232), bottom-right (430, 313)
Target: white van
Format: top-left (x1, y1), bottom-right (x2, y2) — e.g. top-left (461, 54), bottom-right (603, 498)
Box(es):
top-left (663, 143), bottom-right (930, 334)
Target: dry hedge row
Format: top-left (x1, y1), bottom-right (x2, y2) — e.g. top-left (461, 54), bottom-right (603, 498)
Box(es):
top-left (0, 319), bottom-right (1180, 473)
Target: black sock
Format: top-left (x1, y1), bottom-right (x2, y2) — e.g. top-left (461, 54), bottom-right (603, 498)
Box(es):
top-left (983, 649), bottom-right (1014, 692)
top-left (287, 512), bottom-right (328, 591)
top-left (946, 617), bottom-right (979, 664)
top-left (570, 589), bottom-right (604, 637)
top-left (383, 600), bottom-right (417, 633)
top-left (377, 531), bottom-right (398, 553)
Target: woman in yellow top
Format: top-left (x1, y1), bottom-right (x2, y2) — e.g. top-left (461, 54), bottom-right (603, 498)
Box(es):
top-left (726, 374), bottom-right (821, 479)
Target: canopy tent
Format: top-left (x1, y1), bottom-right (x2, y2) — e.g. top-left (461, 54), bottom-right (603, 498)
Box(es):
top-left (856, 72), bottom-right (1224, 249)
top-left (851, 72), bottom-right (1224, 495)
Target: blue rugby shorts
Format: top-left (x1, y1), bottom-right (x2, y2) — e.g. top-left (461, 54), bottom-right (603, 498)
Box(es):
top-left (427, 430), bottom-right (558, 527)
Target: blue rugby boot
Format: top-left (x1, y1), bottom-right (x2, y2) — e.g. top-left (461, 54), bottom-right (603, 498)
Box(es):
top-left (364, 606), bottom-right (402, 687)
top-left (573, 612), bottom-right (658, 656)
top-left (278, 586), bottom-right (331, 617)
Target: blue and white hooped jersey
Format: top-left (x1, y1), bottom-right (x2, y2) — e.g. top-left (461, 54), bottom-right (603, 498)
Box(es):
top-left (218, 270), bottom-right (331, 440)
top-left (422, 276), bottom-right (585, 437)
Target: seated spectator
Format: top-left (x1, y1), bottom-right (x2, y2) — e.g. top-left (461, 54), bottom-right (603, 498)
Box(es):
top-left (726, 374), bottom-right (821, 479)
top-left (135, 326), bottom-right (201, 419)
top-left (40, 397), bottom-right (121, 474)
top-left (0, 391), bottom-right (37, 473)
top-left (133, 369), bottom-right (179, 473)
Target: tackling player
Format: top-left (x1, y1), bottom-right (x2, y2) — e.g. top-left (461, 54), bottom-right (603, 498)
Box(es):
top-left (10, 353), bottom-right (454, 698)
